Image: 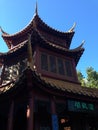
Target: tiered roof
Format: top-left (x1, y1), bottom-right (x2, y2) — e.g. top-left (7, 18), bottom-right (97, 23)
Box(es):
top-left (1, 3), bottom-right (78, 50)
top-left (0, 5), bottom-right (93, 101)
top-left (0, 29), bottom-right (84, 66)
top-left (0, 5), bottom-right (84, 65)
top-left (1, 12), bottom-right (74, 49)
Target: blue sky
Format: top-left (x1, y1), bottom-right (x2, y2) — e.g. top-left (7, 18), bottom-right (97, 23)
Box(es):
top-left (0, 0), bottom-right (98, 77)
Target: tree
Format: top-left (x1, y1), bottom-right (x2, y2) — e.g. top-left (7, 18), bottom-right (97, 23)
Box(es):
top-left (77, 67), bottom-right (98, 88)
top-left (86, 67), bottom-right (98, 88)
top-left (77, 71), bottom-right (86, 86)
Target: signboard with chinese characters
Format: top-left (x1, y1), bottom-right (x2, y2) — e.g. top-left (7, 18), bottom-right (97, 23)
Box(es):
top-left (68, 100), bottom-right (95, 112)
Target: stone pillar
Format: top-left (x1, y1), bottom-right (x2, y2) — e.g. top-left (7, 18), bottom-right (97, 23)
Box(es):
top-left (51, 96), bottom-right (59, 130)
top-left (27, 92), bottom-right (34, 130)
top-left (7, 100), bottom-right (14, 130)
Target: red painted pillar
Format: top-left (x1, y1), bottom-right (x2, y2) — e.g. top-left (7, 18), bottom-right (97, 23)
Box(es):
top-left (26, 68), bottom-right (35, 130)
top-left (51, 96), bottom-right (59, 130)
top-left (7, 101), bottom-right (14, 130)
top-left (27, 92), bottom-right (34, 130)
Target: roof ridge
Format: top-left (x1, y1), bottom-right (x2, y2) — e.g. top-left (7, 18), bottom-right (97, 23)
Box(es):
top-left (2, 10), bottom-right (74, 38)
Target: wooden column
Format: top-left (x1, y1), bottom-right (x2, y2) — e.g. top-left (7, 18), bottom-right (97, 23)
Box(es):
top-left (51, 96), bottom-right (56, 114)
top-left (51, 96), bottom-right (59, 130)
top-left (26, 68), bottom-right (34, 130)
top-left (7, 100), bottom-right (14, 130)
top-left (27, 92), bottom-right (34, 130)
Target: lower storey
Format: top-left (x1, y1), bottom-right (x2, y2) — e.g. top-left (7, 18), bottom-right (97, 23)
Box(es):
top-left (0, 111), bottom-right (98, 130)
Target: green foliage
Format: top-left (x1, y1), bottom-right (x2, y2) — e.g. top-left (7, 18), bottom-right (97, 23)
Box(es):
top-left (77, 67), bottom-right (98, 88)
top-left (77, 71), bottom-right (84, 81)
top-left (77, 71), bottom-right (86, 87)
top-left (86, 67), bottom-right (98, 88)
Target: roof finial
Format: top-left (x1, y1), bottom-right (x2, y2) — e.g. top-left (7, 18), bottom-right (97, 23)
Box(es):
top-left (35, 1), bottom-right (38, 15)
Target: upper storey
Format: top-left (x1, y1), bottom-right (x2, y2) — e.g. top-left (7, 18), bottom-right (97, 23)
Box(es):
top-left (0, 4), bottom-right (84, 87)
top-left (1, 6), bottom-right (75, 49)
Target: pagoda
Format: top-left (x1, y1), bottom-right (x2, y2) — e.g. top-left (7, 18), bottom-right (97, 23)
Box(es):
top-left (0, 4), bottom-right (98, 130)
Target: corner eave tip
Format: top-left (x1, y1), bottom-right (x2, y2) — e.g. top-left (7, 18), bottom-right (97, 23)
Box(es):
top-left (0, 26), bottom-right (4, 34)
top-left (0, 26), bottom-right (7, 35)
top-left (81, 40), bottom-right (85, 46)
top-left (68, 22), bottom-right (76, 32)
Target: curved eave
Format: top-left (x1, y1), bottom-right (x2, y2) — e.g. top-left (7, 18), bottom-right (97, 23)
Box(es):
top-left (33, 29), bottom-right (84, 66)
top-left (44, 41), bottom-right (84, 66)
top-left (34, 14), bottom-right (75, 39)
top-left (0, 40), bottom-right (27, 58)
top-left (0, 68), bottom-right (98, 100)
top-left (1, 13), bottom-right (74, 49)
top-left (0, 29), bottom-right (84, 67)
top-left (2, 14), bottom-right (74, 38)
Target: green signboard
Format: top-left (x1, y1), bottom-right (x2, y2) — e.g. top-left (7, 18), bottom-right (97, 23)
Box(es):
top-left (68, 100), bottom-right (95, 112)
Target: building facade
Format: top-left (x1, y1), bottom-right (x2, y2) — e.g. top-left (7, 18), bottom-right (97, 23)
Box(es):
top-left (0, 5), bottom-right (98, 130)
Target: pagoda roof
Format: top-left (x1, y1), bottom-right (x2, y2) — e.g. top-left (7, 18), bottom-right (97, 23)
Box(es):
top-left (0, 29), bottom-right (84, 66)
top-left (1, 10), bottom-right (74, 49)
top-left (0, 67), bottom-right (98, 101)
